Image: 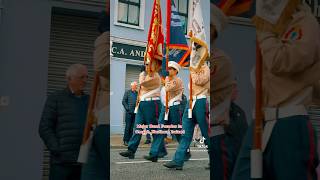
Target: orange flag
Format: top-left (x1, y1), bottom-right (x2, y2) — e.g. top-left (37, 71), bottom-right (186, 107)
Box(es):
top-left (145, 0), bottom-right (164, 72)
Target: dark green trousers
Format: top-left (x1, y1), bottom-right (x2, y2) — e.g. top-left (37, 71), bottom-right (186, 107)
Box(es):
top-left (81, 125), bottom-right (109, 180)
top-left (210, 134), bottom-right (236, 180)
top-left (149, 104), bottom-right (184, 157)
top-left (128, 100), bottom-right (166, 154)
top-left (231, 115), bottom-right (318, 180)
top-left (172, 98), bottom-right (210, 166)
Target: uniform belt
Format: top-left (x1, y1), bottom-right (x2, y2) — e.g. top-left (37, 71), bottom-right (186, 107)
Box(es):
top-left (192, 95), bottom-right (206, 100)
top-left (210, 125), bottom-right (225, 136)
top-left (141, 97), bottom-right (160, 101)
top-left (188, 95), bottom-right (207, 118)
top-left (262, 105), bottom-right (307, 152)
top-left (264, 105), bottom-right (307, 121)
top-left (168, 101), bottom-right (180, 107)
top-left (164, 101), bottom-right (181, 120)
top-left (190, 95), bottom-right (207, 110)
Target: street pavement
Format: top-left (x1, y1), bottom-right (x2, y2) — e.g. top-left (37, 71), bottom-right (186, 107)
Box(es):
top-left (110, 136), bottom-right (210, 180)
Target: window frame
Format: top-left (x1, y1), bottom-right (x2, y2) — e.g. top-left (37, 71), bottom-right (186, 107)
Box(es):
top-left (114, 0), bottom-right (145, 30)
top-left (174, 0), bottom-right (189, 35)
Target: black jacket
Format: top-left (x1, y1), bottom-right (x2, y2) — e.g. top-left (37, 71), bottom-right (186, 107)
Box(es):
top-left (122, 90), bottom-right (137, 113)
top-left (39, 88), bottom-right (89, 164)
top-left (225, 102), bottom-right (248, 156)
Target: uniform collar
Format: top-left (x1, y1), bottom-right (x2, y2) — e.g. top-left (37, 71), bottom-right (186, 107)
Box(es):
top-left (169, 75), bottom-right (177, 80)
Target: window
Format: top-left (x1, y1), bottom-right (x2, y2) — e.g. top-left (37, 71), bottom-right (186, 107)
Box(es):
top-left (173, 0), bottom-right (189, 34)
top-left (115, 0), bottom-right (145, 29)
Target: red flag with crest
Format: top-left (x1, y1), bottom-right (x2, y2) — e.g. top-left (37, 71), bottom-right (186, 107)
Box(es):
top-left (145, 0), bottom-right (164, 72)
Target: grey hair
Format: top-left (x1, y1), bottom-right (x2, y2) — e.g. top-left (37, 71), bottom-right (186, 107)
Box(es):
top-left (131, 81), bottom-right (137, 86)
top-left (66, 64), bottom-right (87, 80)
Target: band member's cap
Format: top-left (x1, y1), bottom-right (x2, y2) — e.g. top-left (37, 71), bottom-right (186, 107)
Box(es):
top-left (211, 4), bottom-right (228, 35)
top-left (168, 61), bottom-right (181, 73)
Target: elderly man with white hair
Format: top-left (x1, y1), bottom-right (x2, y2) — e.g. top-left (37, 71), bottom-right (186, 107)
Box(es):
top-left (122, 81), bottom-right (138, 146)
top-left (39, 63), bottom-right (89, 180)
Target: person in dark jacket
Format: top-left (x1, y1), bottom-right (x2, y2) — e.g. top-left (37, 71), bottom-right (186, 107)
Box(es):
top-left (225, 81), bottom-right (248, 156)
top-left (122, 81), bottom-right (138, 146)
top-left (39, 64), bottom-right (89, 180)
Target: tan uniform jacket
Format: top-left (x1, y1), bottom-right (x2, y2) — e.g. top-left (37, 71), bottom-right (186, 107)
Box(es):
top-left (190, 64), bottom-right (210, 97)
top-left (209, 48), bottom-right (234, 107)
top-left (139, 72), bottom-right (161, 98)
top-left (257, 5), bottom-right (320, 107)
top-left (93, 31), bottom-right (109, 124)
top-left (165, 76), bottom-right (184, 101)
top-left (209, 48), bottom-right (234, 125)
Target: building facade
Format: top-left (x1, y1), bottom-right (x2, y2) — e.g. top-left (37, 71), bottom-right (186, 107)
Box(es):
top-left (0, 0), bottom-right (105, 179)
top-left (0, 0), bottom-right (319, 179)
top-left (110, 0), bottom-right (210, 134)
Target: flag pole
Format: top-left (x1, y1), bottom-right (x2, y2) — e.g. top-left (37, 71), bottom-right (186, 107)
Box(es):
top-left (164, 0), bottom-right (171, 120)
top-left (165, 45), bottom-right (169, 120)
top-left (82, 73), bottom-right (100, 144)
top-left (251, 39), bottom-right (263, 179)
top-left (188, 30), bottom-right (193, 119)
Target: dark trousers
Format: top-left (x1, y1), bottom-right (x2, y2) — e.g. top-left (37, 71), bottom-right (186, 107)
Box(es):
top-left (149, 104), bottom-right (183, 157)
top-left (81, 125), bottom-right (109, 180)
top-left (232, 115), bottom-right (318, 180)
top-left (146, 133), bottom-right (151, 140)
top-left (128, 100), bottom-right (166, 154)
top-left (209, 134), bottom-right (236, 180)
top-left (172, 99), bottom-right (210, 166)
top-left (49, 163), bottom-right (81, 180)
top-left (123, 112), bottom-right (135, 143)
